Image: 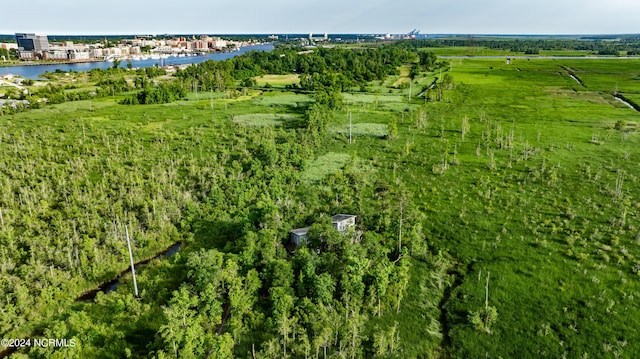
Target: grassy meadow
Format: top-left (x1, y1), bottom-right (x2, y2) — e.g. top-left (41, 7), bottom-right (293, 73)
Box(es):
top-left (253, 74), bottom-right (300, 87)
top-left (320, 56), bottom-right (640, 358)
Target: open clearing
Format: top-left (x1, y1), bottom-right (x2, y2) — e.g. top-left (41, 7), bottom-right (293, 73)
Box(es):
top-left (328, 122), bottom-right (388, 138)
top-left (391, 64), bottom-right (412, 87)
top-left (253, 74), bottom-right (300, 86)
top-left (343, 93), bottom-right (405, 104)
top-left (232, 113), bottom-right (298, 126)
top-left (301, 152), bottom-right (351, 183)
top-left (252, 92), bottom-right (313, 107)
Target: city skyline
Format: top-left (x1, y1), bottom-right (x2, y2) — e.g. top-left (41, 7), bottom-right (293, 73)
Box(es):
top-left (2, 0), bottom-right (639, 35)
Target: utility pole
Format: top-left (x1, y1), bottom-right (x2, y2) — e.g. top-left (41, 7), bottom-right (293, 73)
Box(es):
top-left (398, 200), bottom-right (403, 254)
top-left (126, 225), bottom-right (139, 297)
top-left (485, 271), bottom-right (490, 310)
top-left (349, 111), bottom-right (352, 144)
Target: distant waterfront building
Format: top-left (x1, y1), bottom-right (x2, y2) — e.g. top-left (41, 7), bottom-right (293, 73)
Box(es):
top-left (68, 50), bottom-right (91, 60)
top-left (307, 33), bottom-right (329, 43)
top-left (90, 48), bottom-right (104, 58)
top-left (17, 51), bottom-right (34, 59)
top-left (0, 43), bottom-right (19, 50)
top-left (191, 40), bottom-right (207, 50)
top-left (118, 46), bottom-right (131, 56)
top-left (15, 33), bottom-right (49, 52)
top-left (211, 37), bottom-right (227, 49)
top-left (43, 50), bottom-right (68, 60)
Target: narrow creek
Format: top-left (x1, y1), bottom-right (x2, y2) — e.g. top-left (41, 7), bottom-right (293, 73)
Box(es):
top-left (418, 77), bottom-right (439, 97)
top-left (569, 74), bottom-right (583, 86)
top-left (77, 242), bottom-right (182, 301)
top-left (0, 242), bottom-right (183, 359)
top-left (613, 94), bottom-right (640, 112)
top-left (559, 65), bottom-right (585, 87)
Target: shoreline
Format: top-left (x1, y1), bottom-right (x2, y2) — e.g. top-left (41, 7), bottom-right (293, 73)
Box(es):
top-left (0, 43), bottom-right (274, 79)
top-left (0, 58), bottom-right (105, 67)
top-left (0, 43), bottom-right (268, 70)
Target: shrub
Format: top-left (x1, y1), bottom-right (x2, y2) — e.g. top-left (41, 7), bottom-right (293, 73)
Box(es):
top-left (468, 305), bottom-right (499, 334)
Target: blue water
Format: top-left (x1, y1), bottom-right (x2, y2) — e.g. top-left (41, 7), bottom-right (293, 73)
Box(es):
top-left (0, 43), bottom-right (274, 79)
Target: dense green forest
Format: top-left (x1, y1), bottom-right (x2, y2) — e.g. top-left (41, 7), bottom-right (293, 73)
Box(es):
top-left (2, 39), bottom-right (640, 358)
top-left (403, 38), bottom-right (640, 55)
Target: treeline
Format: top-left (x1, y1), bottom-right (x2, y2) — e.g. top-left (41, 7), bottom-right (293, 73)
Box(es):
top-left (3, 43), bottom-right (421, 115)
top-left (175, 45), bottom-right (417, 93)
top-left (0, 47), bottom-right (16, 60)
top-left (0, 81), bottom-right (128, 115)
top-left (399, 38), bottom-right (640, 55)
top-left (1, 66), bottom-right (177, 115)
top-left (1, 83), bottom-right (108, 115)
top-left (121, 82), bottom-right (186, 105)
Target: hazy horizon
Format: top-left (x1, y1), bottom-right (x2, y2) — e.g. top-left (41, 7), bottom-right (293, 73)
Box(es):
top-left (1, 32), bottom-right (638, 38)
top-left (2, 0), bottom-right (639, 36)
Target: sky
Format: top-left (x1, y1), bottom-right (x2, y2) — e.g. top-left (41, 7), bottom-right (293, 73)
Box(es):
top-left (2, 0), bottom-right (639, 35)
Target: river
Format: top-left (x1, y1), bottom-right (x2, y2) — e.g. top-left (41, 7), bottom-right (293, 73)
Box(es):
top-left (0, 43), bottom-right (274, 79)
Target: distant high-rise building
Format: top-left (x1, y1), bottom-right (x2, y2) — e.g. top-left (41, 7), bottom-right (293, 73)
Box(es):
top-left (15, 33), bottom-right (49, 52)
top-left (15, 33), bottom-right (35, 51)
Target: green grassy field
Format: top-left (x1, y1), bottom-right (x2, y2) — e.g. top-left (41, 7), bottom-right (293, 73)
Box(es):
top-left (252, 91), bottom-right (313, 107)
top-left (232, 113), bottom-right (299, 126)
top-left (422, 47), bottom-right (520, 56)
top-left (253, 74), bottom-right (300, 86)
top-left (424, 46), bottom-right (599, 57)
top-left (328, 122), bottom-right (388, 138)
top-left (301, 152), bottom-right (352, 183)
top-left (319, 57), bottom-right (640, 358)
